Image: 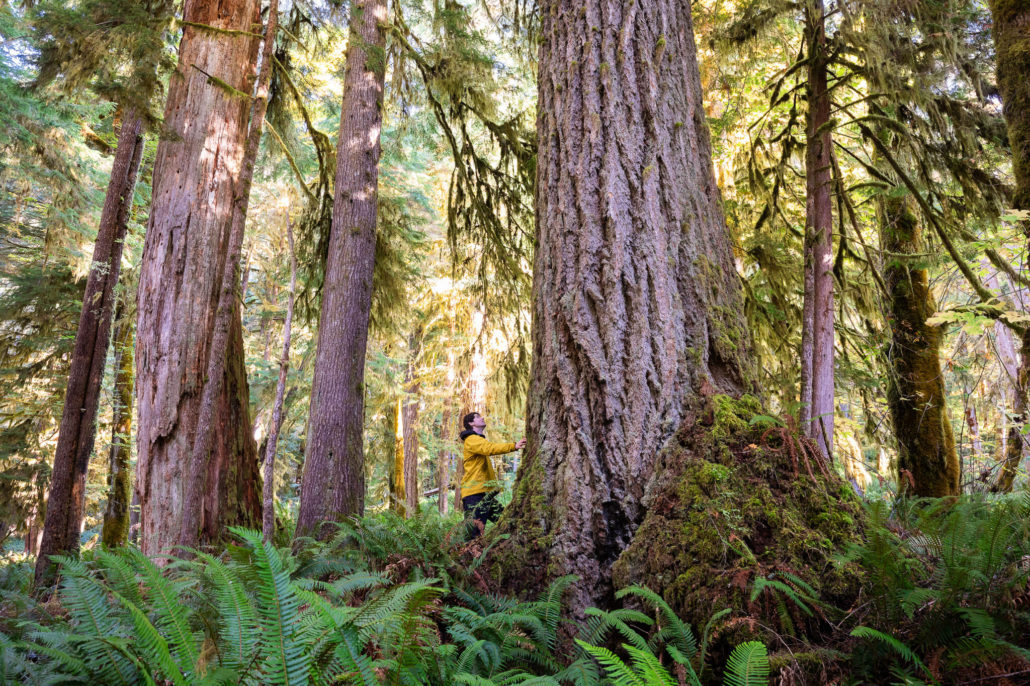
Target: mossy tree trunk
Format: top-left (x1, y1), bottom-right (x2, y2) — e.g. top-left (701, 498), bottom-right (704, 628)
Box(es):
top-left (135, 0), bottom-right (263, 558)
top-left (294, 0), bottom-right (388, 537)
top-left (881, 193), bottom-right (959, 496)
top-left (987, 0), bottom-right (1030, 491)
top-left (494, 0), bottom-right (755, 613)
top-left (101, 298), bottom-right (134, 547)
top-left (35, 112), bottom-right (144, 584)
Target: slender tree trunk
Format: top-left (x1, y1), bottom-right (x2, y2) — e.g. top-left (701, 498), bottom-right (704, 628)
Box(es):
top-left (390, 400), bottom-right (406, 515)
top-left (992, 316), bottom-right (1024, 491)
top-left (294, 0), bottom-right (388, 538)
top-left (263, 218), bottom-right (295, 542)
top-left (403, 333), bottom-right (421, 516)
top-left (799, 239), bottom-right (815, 432)
top-left (178, 0), bottom-right (279, 550)
top-left (135, 0), bottom-right (263, 559)
top-left (101, 298), bottom-right (135, 547)
top-left (806, 0), bottom-right (835, 461)
top-left (964, 386), bottom-right (983, 458)
top-left (438, 406), bottom-right (451, 515)
top-left (34, 113), bottom-right (144, 584)
top-left (987, 0), bottom-right (1030, 491)
top-left (881, 193), bottom-right (959, 496)
top-left (496, 0), bottom-right (754, 612)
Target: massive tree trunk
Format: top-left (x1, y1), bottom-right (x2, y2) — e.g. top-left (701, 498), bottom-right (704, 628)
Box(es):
top-left (805, 0), bottom-right (835, 460)
top-left (135, 0), bottom-right (262, 559)
top-left (294, 0), bottom-right (388, 537)
top-left (101, 298), bottom-right (134, 547)
top-left (34, 113), bottom-right (144, 584)
top-left (178, 0), bottom-right (279, 550)
top-left (988, 0), bottom-right (1030, 491)
top-left (495, 0), bottom-right (755, 612)
top-left (402, 333), bottom-right (421, 516)
top-left (881, 193), bottom-right (959, 496)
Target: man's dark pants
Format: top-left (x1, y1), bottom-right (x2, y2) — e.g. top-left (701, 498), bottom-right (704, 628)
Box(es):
top-left (462, 492), bottom-right (503, 538)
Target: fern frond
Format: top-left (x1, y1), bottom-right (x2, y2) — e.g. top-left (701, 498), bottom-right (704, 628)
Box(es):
top-left (723, 641), bottom-right (769, 686)
top-left (851, 627), bottom-right (930, 678)
top-left (231, 527), bottom-right (310, 686)
top-left (574, 640), bottom-right (644, 686)
top-left (112, 591), bottom-right (189, 686)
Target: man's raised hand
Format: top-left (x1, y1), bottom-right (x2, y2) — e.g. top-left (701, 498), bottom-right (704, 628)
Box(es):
top-left (515, 439), bottom-right (527, 450)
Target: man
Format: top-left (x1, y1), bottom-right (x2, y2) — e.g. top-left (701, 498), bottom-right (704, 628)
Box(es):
top-left (460, 412), bottom-right (526, 537)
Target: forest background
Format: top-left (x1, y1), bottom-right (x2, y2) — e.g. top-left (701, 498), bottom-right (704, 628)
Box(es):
top-left (1, 0), bottom-right (1030, 683)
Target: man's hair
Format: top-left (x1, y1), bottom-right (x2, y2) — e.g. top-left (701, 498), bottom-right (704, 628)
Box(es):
top-left (462, 412), bottom-right (480, 432)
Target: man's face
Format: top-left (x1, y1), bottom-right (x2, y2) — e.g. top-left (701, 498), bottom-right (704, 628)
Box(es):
top-left (472, 414), bottom-right (487, 431)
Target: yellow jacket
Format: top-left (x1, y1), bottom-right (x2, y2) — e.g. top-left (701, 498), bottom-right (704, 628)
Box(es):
top-left (460, 432), bottom-right (516, 498)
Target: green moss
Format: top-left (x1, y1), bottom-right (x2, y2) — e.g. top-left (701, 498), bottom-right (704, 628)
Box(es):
top-left (612, 395), bottom-right (863, 650)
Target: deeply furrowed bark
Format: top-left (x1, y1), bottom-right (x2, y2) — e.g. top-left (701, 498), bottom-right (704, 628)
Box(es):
top-left (178, 0), bottom-right (279, 550)
top-left (494, 0), bottom-right (755, 612)
top-left (35, 113), bottom-right (143, 585)
top-left (102, 299), bottom-right (135, 548)
top-left (294, 0), bottom-right (388, 538)
top-left (136, 0), bottom-right (262, 559)
top-left (805, 0), bottom-right (835, 461)
top-left (882, 193), bottom-right (959, 497)
top-left (987, 0), bottom-right (1030, 490)
top-left (263, 219), bottom-right (295, 543)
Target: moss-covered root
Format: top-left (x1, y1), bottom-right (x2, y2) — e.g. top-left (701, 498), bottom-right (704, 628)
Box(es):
top-left (611, 395), bottom-right (864, 652)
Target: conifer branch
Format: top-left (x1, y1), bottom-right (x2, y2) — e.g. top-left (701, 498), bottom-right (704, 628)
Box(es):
top-left (263, 118), bottom-right (316, 203)
top-left (860, 123), bottom-right (1026, 336)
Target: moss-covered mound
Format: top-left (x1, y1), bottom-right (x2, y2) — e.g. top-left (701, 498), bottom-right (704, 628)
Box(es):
top-left (612, 394), bottom-right (864, 650)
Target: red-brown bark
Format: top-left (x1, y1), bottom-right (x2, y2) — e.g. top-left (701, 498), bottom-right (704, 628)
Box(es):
top-left (135, 0), bottom-right (263, 558)
top-left (805, 0), bottom-right (835, 461)
top-left (178, 0), bottom-right (279, 550)
top-left (294, 0), bottom-right (388, 538)
top-left (35, 113), bottom-right (144, 585)
top-left (495, 0), bottom-right (754, 612)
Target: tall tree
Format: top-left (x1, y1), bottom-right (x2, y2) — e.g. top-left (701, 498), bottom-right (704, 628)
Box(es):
top-left (402, 332), bottom-right (421, 516)
top-left (294, 0), bottom-right (389, 537)
top-left (34, 113), bottom-right (144, 584)
top-left (177, 0), bottom-right (280, 550)
top-left (135, 0), bottom-right (263, 557)
top-left (497, 0), bottom-right (755, 611)
top-left (881, 191), bottom-right (959, 496)
top-left (803, 0), bottom-right (835, 459)
top-left (101, 296), bottom-right (135, 547)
